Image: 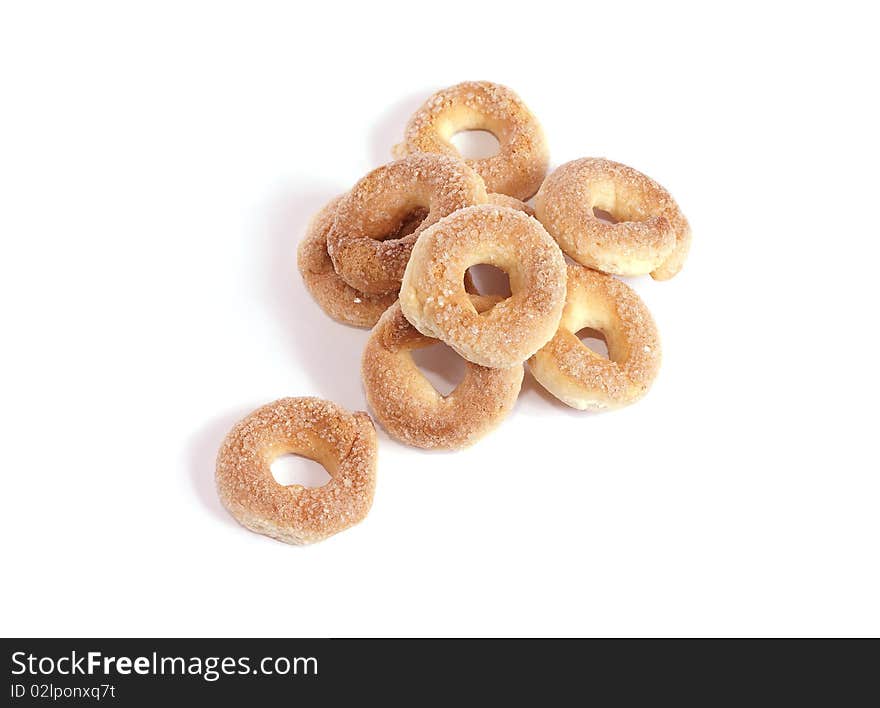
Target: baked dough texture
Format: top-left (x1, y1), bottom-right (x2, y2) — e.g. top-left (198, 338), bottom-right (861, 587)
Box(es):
top-left (528, 264), bottom-right (661, 410)
top-left (327, 153), bottom-right (487, 294)
top-left (487, 192), bottom-right (535, 217)
top-left (297, 195), bottom-right (399, 328)
top-left (534, 157), bottom-right (691, 280)
top-left (393, 81), bottom-right (549, 201)
top-left (362, 296), bottom-right (523, 450)
top-left (399, 204), bottom-right (567, 369)
top-left (216, 397), bottom-right (377, 544)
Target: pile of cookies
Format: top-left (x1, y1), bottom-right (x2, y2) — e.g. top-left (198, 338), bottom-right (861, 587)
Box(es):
top-left (216, 81), bottom-right (690, 544)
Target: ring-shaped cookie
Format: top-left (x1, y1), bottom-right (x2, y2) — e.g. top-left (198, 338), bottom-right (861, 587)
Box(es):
top-left (362, 296), bottom-right (523, 450)
top-left (327, 153), bottom-right (487, 294)
top-left (216, 397), bottom-right (377, 545)
top-left (298, 195), bottom-right (399, 328)
top-left (528, 265), bottom-right (661, 410)
top-left (400, 204), bottom-right (567, 369)
top-left (535, 157), bottom-right (691, 280)
top-left (392, 81), bottom-right (549, 201)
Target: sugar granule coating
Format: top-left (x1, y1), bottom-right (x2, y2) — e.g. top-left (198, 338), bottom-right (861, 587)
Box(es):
top-left (487, 192), bottom-right (535, 217)
top-left (534, 157), bottom-right (691, 280)
top-left (327, 153), bottom-right (487, 294)
top-left (392, 81), bottom-right (549, 201)
top-left (399, 204), bottom-right (567, 369)
top-left (362, 296), bottom-right (523, 450)
top-left (297, 195), bottom-right (399, 328)
top-left (216, 397), bottom-right (378, 545)
top-left (528, 264), bottom-right (661, 410)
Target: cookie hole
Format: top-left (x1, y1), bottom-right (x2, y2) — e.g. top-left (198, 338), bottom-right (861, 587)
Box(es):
top-left (450, 130), bottom-right (500, 159)
top-left (271, 454), bottom-right (331, 489)
top-left (377, 207), bottom-right (429, 241)
top-left (592, 207), bottom-right (619, 224)
top-left (396, 207), bottom-right (430, 238)
top-left (411, 342), bottom-right (466, 397)
top-left (466, 264), bottom-right (512, 298)
top-left (575, 327), bottom-right (609, 358)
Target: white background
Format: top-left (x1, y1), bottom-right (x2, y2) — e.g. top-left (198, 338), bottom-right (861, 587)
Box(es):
top-left (2, 2), bottom-right (878, 638)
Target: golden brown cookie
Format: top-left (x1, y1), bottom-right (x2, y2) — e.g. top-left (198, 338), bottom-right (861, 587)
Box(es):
top-left (362, 297), bottom-right (523, 449)
top-left (528, 265), bottom-right (661, 409)
top-left (400, 204), bottom-right (566, 369)
top-left (393, 81), bottom-right (549, 201)
top-left (535, 157), bottom-right (691, 280)
top-left (216, 397), bottom-right (377, 544)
